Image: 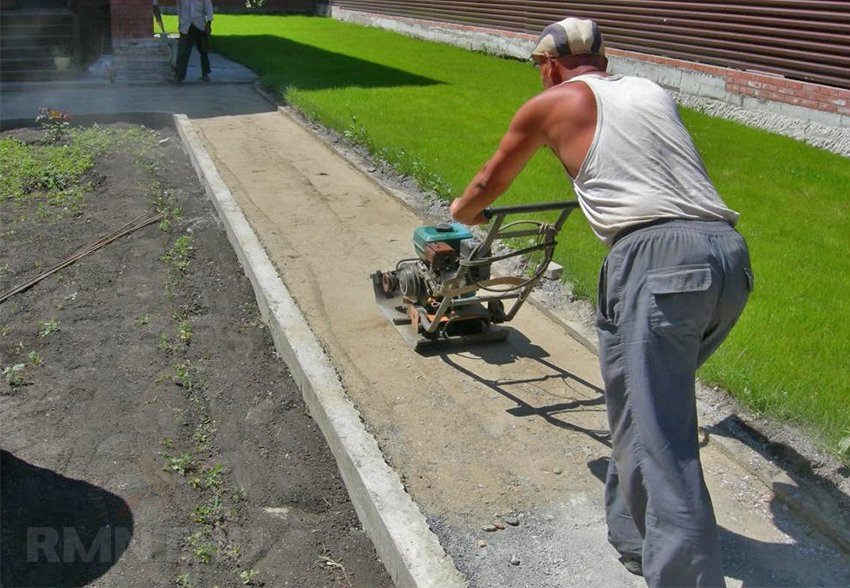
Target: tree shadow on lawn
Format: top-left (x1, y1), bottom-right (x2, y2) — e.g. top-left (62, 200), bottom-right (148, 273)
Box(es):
top-left (213, 35), bottom-right (444, 93)
top-left (0, 450), bottom-right (134, 587)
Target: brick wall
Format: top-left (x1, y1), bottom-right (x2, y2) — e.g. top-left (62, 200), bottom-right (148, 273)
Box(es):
top-left (111, 0), bottom-right (153, 40)
top-left (608, 48), bottom-right (850, 119)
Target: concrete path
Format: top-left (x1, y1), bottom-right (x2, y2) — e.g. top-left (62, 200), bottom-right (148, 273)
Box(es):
top-left (2, 56), bottom-right (849, 587)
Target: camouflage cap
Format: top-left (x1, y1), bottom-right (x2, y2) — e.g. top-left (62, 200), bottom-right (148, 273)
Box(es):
top-left (530, 17), bottom-right (605, 63)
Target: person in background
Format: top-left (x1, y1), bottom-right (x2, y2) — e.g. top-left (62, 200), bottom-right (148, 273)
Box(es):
top-left (450, 16), bottom-right (752, 588)
top-left (153, 0), bottom-right (167, 37)
top-left (173, 0), bottom-right (214, 84)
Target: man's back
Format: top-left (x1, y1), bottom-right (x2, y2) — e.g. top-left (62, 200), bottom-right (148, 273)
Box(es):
top-left (554, 74), bottom-right (739, 244)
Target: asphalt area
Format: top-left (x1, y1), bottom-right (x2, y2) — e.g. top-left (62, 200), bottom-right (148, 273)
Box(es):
top-left (0, 123), bottom-right (391, 588)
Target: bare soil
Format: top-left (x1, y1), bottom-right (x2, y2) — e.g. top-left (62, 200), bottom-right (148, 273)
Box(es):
top-left (0, 123), bottom-right (392, 588)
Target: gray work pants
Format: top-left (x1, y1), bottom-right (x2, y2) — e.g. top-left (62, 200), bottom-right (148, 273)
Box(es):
top-left (596, 220), bottom-right (753, 587)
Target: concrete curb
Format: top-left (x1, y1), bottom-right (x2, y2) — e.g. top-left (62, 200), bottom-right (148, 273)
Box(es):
top-left (173, 114), bottom-right (466, 588)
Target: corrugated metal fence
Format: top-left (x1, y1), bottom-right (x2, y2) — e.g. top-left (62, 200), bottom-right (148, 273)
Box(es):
top-left (329, 1), bottom-right (849, 90)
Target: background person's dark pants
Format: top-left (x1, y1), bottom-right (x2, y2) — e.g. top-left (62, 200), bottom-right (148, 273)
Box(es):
top-left (175, 24), bottom-right (210, 82)
top-left (597, 220), bottom-right (753, 587)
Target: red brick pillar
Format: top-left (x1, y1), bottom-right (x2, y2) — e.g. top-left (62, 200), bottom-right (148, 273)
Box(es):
top-left (108, 0), bottom-right (173, 83)
top-left (111, 0), bottom-right (152, 40)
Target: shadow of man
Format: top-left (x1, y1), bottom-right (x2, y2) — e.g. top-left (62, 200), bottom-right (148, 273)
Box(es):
top-left (0, 449), bottom-right (134, 587)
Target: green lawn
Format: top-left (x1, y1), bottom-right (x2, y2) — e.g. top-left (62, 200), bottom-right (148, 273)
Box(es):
top-left (175, 15), bottom-right (850, 456)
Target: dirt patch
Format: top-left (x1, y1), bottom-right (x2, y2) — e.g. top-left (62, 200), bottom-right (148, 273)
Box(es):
top-left (0, 122), bottom-right (391, 588)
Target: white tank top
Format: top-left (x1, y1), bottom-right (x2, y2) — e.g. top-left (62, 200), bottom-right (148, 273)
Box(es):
top-left (568, 74), bottom-right (739, 246)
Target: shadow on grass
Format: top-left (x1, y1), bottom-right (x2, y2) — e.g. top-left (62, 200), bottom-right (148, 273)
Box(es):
top-left (212, 34), bottom-right (443, 94)
top-left (0, 450), bottom-right (134, 587)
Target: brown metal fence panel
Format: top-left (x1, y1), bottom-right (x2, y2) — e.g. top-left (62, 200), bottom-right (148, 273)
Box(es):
top-left (329, 1), bottom-right (850, 89)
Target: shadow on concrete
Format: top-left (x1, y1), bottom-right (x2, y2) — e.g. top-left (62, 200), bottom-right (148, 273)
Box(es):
top-left (0, 450), bottom-right (134, 587)
top-left (212, 34), bottom-right (442, 97)
top-left (707, 415), bottom-right (850, 554)
top-left (438, 329), bottom-right (610, 448)
top-left (587, 454), bottom-right (850, 586)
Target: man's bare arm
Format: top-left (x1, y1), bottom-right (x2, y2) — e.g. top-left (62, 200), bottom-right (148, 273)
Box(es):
top-left (450, 98), bottom-right (548, 225)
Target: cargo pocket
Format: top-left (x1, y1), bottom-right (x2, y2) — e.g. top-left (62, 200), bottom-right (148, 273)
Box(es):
top-left (647, 265), bottom-right (713, 334)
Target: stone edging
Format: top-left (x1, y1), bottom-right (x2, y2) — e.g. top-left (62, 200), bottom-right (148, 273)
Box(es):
top-left (173, 113), bottom-right (466, 588)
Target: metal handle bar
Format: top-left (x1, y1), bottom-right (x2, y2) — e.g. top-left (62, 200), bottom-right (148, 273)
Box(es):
top-left (482, 200), bottom-right (579, 220)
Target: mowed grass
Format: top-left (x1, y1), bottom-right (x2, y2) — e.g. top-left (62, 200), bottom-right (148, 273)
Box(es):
top-left (190, 15), bottom-right (849, 454)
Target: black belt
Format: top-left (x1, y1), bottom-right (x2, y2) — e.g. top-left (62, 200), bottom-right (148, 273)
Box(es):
top-left (612, 218), bottom-right (677, 246)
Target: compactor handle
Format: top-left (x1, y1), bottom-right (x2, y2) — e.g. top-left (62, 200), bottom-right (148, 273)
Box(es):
top-left (482, 200), bottom-right (579, 220)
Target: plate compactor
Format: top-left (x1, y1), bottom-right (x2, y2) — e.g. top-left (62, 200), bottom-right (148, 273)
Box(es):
top-left (370, 200), bottom-right (579, 351)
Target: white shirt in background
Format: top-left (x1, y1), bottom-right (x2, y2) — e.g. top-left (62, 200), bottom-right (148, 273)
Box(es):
top-left (177, 0), bottom-right (214, 35)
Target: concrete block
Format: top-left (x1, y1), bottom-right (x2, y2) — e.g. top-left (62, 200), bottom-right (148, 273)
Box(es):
top-left (544, 261), bottom-right (563, 281)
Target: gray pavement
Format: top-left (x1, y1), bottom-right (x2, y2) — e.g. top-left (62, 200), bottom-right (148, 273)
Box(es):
top-left (1, 51), bottom-right (272, 122)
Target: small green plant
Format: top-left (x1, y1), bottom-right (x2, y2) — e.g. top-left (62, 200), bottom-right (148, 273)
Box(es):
top-left (3, 364), bottom-right (26, 387)
top-left (223, 544), bottom-right (241, 561)
top-left (134, 314), bottom-right (150, 327)
top-left (36, 107), bottom-right (72, 144)
top-left (28, 351), bottom-right (43, 366)
top-left (38, 318), bottom-right (60, 337)
top-left (192, 419), bottom-right (215, 449)
top-left (158, 332), bottom-right (175, 354)
top-left (163, 452), bottom-right (195, 476)
top-left (203, 464), bottom-right (224, 489)
top-left (0, 325), bottom-right (10, 337)
top-left (173, 360), bottom-right (194, 390)
top-left (161, 436), bottom-right (175, 449)
top-left (175, 573), bottom-right (191, 588)
top-left (238, 569), bottom-right (258, 585)
top-left (162, 235), bottom-right (193, 273)
top-left (177, 320), bottom-right (193, 344)
top-left (193, 542), bottom-right (216, 564)
top-left (150, 183), bottom-right (182, 232)
top-left (192, 496), bottom-right (224, 525)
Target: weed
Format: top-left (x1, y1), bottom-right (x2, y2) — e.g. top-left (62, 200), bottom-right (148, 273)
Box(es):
top-left (238, 569), bottom-right (259, 585)
top-left (193, 542), bottom-right (216, 564)
top-left (184, 530), bottom-right (217, 563)
top-left (202, 464), bottom-right (224, 488)
top-left (173, 360), bottom-right (194, 390)
top-left (0, 326), bottom-right (11, 337)
top-left (158, 332), bottom-right (175, 354)
top-left (37, 318), bottom-right (60, 337)
top-left (3, 364), bottom-right (26, 387)
top-left (223, 544), bottom-right (241, 561)
top-left (177, 320), bottom-right (193, 344)
top-left (192, 419), bottom-right (215, 450)
top-left (134, 315), bottom-right (150, 327)
top-left (28, 351), bottom-right (42, 366)
top-left (231, 486), bottom-right (247, 502)
top-left (192, 497), bottom-right (223, 525)
top-left (175, 573), bottom-right (191, 588)
top-left (163, 452), bottom-right (195, 476)
top-left (161, 437), bottom-right (175, 449)
top-left (36, 107), bottom-right (72, 144)
top-left (162, 235), bottom-right (193, 273)
top-left (150, 184), bottom-right (182, 232)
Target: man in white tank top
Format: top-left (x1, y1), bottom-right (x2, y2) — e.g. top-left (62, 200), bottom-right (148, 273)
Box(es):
top-left (452, 17), bottom-right (753, 588)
